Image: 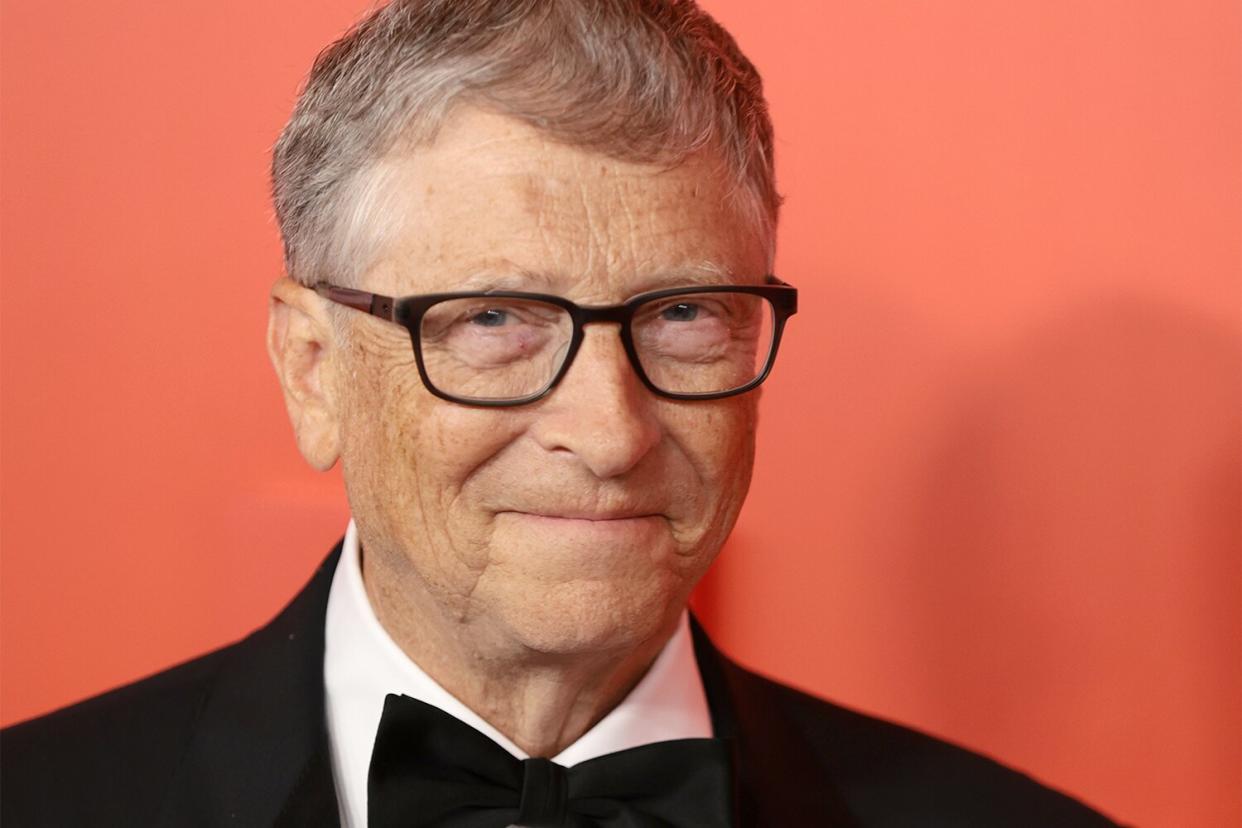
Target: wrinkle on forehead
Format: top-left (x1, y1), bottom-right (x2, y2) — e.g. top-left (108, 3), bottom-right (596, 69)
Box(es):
top-left (515, 171), bottom-right (755, 296)
top-left (357, 107), bottom-right (767, 300)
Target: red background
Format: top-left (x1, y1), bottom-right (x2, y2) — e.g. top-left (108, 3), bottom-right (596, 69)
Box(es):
top-left (2, 2), bottom-right (1238, 825)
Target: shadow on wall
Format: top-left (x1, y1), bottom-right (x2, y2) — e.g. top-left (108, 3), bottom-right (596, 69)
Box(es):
top-left (693, 288), bottom-right (1240, 827)
top-left (898, 293), bottom-right (1240, 822)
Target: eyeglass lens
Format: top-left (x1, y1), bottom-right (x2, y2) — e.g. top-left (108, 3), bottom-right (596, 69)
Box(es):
top-left (417, 292), bottom-right (776, 402)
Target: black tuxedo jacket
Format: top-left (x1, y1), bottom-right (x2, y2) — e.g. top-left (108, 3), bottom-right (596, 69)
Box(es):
top-left (2, 544), bottom-right (1119, 827)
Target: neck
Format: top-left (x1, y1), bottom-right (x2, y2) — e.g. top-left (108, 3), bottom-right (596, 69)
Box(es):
top-left (361, 546), bottom-right (681, 758)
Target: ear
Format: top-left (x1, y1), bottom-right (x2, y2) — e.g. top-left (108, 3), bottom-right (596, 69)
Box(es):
top-left (267, 276), bottom-right (342, 471)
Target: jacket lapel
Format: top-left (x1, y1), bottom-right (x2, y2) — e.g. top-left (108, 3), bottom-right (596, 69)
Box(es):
top-left (151, 543), bottom-right (853, 827)
top-left (156, 546), bottom-right (344, 828)
top-left (691, 617), bottom-right (859, 828)
top-left (274, 730), bottom-right (341, 828)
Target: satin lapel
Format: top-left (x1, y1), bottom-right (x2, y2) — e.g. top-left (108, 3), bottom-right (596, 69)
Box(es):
top-left (691, 617), bottom-right (859, 828)
top-left (155, 546), bottom-right (344, 828)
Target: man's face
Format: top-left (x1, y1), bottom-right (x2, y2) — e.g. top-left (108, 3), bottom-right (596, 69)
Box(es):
top-left (336, 107), bottom-right (767, 657)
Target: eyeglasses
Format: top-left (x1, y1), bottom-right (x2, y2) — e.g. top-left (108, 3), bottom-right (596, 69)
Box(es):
top-left (313, 278), bottom-right (797, 407)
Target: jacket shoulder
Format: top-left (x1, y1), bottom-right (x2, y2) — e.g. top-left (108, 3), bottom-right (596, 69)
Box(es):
top-left (732, 664), bottom-right (1121, 827)
top-left (1, 642), bottom-right (239, 827)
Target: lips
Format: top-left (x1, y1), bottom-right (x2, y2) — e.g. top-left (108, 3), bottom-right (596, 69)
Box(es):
top-left (502, 509), bottom-right (661, 522)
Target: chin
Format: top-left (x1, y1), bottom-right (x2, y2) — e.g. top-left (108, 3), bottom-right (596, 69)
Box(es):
top-left (485, 576), bottom-right (683, 659)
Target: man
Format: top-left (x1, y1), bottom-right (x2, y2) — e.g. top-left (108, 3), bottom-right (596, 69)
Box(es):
top-left (2, 1), bottom-right (1120, 825)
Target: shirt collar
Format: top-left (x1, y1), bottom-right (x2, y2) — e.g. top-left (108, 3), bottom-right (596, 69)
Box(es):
top-left (323, 519), bottom-right (713, 827)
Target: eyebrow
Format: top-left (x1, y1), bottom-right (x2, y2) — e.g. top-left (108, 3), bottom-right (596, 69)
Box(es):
top-left (451, 263), bottom-right (557, 293)
top-left (625, 263), bottom-right (759, 294)
top-left (447, 260), bottom-right (756, 295)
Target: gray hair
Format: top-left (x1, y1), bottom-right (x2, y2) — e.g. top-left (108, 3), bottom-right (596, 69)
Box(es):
top-left (271, 0), bottom-right (780, 287)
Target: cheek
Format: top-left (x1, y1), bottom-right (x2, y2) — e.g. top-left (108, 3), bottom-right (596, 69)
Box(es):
top-left (337, 327), bottom-right (506, 487)
top-left (415, 406), bottom-right (527, 492)
top-left (704, 396), bottom-right (758, 465)
top-left (341, 363), bottom-right (533, 586)
top-left (666, 398), bottom-right (758, 510)
top-left (348, 369), bottom-right (527, 537)
top-left (337, 359), bottom-right (423, 539)
top-left (341, 344), bottom-right (421, 469)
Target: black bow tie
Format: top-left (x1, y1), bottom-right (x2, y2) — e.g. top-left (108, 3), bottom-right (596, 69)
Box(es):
top-left (368, 694), bottom-right (735, 827)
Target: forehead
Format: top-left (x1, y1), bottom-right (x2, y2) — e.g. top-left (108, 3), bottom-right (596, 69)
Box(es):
top-left (361, 107), bottom-right (767, 299)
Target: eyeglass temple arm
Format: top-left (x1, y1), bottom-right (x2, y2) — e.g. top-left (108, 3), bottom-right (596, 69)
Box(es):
top-left (313, 285), bottom-right (397, 322)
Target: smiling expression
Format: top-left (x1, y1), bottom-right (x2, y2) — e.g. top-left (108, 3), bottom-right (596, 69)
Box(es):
top-left (333, 107), bottom-right (768, 657)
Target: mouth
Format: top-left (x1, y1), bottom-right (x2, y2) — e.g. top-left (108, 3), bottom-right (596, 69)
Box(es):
top-left (497, 507), bottom-right (672, 537)
top-left (502, 510), bottom-right (663, 523)
top-left (495, 511), bottom-right (673, 569)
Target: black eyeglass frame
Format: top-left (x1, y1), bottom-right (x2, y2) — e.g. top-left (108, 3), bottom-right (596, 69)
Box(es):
top-left (313, 278), bottom-right (797, 407)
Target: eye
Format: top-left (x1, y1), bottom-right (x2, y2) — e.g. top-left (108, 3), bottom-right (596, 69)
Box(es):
top-left (661, 302), bottom-right (700, 322)
top-left (469, 309), bottom-right (509, 327)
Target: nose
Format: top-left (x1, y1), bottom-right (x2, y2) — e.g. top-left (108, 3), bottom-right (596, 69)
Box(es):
top-left (529, 324), bottom-right (662, 479)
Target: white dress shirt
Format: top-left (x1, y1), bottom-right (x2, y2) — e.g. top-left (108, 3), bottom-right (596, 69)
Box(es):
top-left (324, 519), bottom-right (714, 828)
